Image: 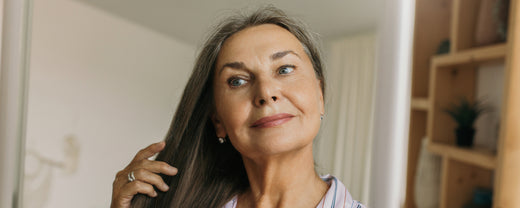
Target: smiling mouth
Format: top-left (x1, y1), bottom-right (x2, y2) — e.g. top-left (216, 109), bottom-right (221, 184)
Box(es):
top-left (251, 113), bottom-right (295, 128)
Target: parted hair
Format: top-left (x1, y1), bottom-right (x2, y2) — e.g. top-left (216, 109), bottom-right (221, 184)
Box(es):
top-left (131, 5), bottom-right (325, 208)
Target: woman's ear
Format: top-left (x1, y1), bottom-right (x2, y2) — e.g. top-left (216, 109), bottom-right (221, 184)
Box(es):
top-left (211, 113), bottom-right (227, 138)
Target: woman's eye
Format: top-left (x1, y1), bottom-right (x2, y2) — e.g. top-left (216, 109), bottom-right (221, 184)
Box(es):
top-left (228, 78), bottom-right (247, 87)
top-left (278, 65), bottom-right (295, 74)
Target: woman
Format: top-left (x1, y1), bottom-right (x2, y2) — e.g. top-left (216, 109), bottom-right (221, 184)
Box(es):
top-left (111, 6), bottom-right (365, 208)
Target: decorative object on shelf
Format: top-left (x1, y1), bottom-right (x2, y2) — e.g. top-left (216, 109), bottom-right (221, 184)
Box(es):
top-left (475, 0), bottom-right (510, 46)
top-left (436, 39), bottom-right (450, 55)
top-left (444, 98), bottom-right (487, 147)
top-left (495, 0), bottom-right (510, 41)
top-left (414, 137), bottom-right (441, 208)
top-left (463, 187), bottom-right (493, 208)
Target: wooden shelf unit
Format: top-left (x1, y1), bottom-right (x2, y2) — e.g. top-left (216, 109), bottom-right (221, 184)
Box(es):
top-left (404, 0), bottom-right (520, 208)
top-left (428, 43), bottom-right (506, 146)
top-left (432, 43), bottom-right (507, 67)
top-left (440, 159), bottom-right (494, 208)
top-left (411, 97), bottom-right (430, 111)
top-left (428, 142), bottom-right (497, 170)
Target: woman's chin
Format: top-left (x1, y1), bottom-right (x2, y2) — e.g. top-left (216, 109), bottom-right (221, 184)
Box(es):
top-left (231, 123), bottom-right (319, 158)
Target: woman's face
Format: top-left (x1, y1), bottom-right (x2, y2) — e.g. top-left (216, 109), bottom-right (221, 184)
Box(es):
top-left (212, 24), bottom-right (324, 158)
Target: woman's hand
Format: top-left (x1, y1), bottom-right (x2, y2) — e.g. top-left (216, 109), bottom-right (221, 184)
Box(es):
top-left (111, 141), bottom-right (178, 208)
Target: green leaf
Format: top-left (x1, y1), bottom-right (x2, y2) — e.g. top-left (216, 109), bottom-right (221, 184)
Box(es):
top-left (443, 97), bottom-right (487, 128)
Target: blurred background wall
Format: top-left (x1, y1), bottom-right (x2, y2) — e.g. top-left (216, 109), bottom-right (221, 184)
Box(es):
top-left (23, 0), bottom-right (194, 207)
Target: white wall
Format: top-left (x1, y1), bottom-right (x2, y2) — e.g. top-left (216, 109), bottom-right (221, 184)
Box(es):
top-left (475, 63), bottom-right (505, 151)
top-left (23, 0), bottom-right (195, 207)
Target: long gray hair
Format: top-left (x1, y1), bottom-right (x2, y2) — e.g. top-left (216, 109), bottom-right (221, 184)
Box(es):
top-left (131, 6), bottom-right (325, 207)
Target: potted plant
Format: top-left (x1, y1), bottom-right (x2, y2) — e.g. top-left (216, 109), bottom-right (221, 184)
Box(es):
top-left (444, 98), bottom-right (487, 147)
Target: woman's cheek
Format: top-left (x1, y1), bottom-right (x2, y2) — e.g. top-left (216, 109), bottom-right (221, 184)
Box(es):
top-left (221, 93), bottom-right (251, 131)
top-left (288, 81), bottom-right (319, 111)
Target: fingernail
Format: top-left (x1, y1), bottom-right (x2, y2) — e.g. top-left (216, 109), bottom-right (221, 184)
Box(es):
top-left (170, 167), bottom-right (178, 173)
top-left (153, 191), bottom-right (158, 197)
top-left (163, 184), bottom-right (169, 190)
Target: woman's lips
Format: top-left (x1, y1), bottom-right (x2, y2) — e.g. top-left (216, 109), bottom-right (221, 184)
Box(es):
top-left (251, 113), bottom-right (295, 128)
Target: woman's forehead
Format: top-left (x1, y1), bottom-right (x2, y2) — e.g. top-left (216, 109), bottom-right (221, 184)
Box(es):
top-left (216, 24), bottom-right (307, 64)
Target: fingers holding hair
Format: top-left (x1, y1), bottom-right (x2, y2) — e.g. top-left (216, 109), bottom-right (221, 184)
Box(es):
top-left (133, 141), bottom-right (166, 162)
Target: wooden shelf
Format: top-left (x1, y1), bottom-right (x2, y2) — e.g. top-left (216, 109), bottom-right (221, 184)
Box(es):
top-left (432, 43), bottom-right (507, 67)
top-left (406, 0), bottom-right (520, 207)
top-left (428, 142), bottom-right (497, 170)
top-left (411, 97), bottom-right (430, 111)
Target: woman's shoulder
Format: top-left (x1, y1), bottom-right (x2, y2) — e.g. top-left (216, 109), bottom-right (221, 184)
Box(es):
top-left (318, 174), bottom-right (366, 208)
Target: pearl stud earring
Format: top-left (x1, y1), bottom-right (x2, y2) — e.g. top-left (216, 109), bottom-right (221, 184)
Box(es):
top-left (218, 137), bottom-right (225, 144)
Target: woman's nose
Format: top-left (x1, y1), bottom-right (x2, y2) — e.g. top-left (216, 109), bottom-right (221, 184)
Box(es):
top-left (254, 78), bottom-right (280, 106)
top-left (258, 96), bottom-right (278, 105)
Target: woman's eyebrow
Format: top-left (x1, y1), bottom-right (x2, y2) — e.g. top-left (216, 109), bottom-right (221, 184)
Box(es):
top-left (219, 61), bottom-right (246, 75)
top-left (219, 50), bottom-right (299, 75)
top-left (271, 50), bottom-right (300, 60)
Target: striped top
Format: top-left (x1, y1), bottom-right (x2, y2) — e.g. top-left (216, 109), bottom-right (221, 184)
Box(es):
top-left (222, 174), bottom-right (366, 208)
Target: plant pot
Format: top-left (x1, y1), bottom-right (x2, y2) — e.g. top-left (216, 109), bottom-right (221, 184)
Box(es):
top-left (455, 127), bottom-right (476, 147)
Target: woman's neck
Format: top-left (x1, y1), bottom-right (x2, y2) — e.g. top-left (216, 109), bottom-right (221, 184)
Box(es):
top-left (237, 144), bottom-right (328, 208)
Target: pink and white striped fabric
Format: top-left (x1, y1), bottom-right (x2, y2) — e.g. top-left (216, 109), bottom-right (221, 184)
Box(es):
top-left (222, 174), bottom-right (366, 208)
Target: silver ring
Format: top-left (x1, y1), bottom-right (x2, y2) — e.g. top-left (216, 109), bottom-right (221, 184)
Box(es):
top-left (127, 171), bottom-right (135, 182)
